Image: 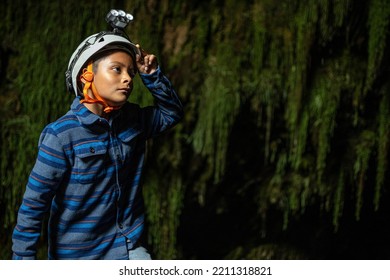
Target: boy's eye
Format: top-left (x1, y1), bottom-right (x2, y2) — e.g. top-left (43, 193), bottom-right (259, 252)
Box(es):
top-left (111, 66), bottom-right (136, 77)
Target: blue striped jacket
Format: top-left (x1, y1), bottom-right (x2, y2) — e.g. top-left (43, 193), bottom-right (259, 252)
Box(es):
top-left (12, 68), bottom-right (183, 259)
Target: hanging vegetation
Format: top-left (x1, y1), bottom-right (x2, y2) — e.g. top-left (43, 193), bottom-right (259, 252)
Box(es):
top-left (1, 0), bottom-right (389, 260)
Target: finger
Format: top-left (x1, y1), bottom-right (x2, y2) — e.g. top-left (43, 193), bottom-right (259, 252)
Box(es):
top-left (136, 53), bottom-right (141, 63)
top-left (148, 55), bottom-right (156, 65)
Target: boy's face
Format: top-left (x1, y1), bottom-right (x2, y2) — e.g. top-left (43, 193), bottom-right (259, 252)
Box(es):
top-left (93, 51), bottom-right (136, 107)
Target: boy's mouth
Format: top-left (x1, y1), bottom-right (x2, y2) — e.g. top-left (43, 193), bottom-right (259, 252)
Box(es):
top-left (118, 88), bottom-right (130, 94)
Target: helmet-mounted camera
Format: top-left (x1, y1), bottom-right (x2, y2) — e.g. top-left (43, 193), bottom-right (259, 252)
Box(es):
top-left (106, 9), bottom-right (134, 32)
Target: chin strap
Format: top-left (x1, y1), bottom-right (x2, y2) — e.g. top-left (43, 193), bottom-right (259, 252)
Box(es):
top-left (80, 62), bottom-right (121, 114)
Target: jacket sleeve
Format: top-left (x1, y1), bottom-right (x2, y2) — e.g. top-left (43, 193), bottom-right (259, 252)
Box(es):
top-left (139, 67), bottom-right (184, 139)
top-left (12, 127), bottom-right (67, 260)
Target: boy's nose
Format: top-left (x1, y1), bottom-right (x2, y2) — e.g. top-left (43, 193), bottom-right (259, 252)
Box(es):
top-left (122, 73), bottom-right (131, 84)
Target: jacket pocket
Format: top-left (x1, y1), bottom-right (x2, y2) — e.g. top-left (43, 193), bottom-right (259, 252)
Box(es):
top-left (73, 141), bottom-right (108, 184)
top-left (118, 128), bottom-right (143, 163)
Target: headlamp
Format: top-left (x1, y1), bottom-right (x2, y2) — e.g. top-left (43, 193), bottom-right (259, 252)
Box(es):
top-left (106, 9), bottom-right (134, 32)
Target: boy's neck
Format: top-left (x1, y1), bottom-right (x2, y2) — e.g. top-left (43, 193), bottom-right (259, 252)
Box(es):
top-left (83, 102), bottom-right (106, 117)
top-left (82, 88), bottom-right (109, 118)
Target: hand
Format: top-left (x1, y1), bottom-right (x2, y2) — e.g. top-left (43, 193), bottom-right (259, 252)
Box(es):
top-left (136, 44), bottom-right (158, 74)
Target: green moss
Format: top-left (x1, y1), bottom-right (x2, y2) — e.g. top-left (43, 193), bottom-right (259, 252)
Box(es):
top-left (1, 0), bottom-right (390, 260)
top-left (353, 130), bottom-right (376, 220)
top-left (366, 0), bottom-right (390, 91)
top-left (375, 86), bottom-right (389, 210)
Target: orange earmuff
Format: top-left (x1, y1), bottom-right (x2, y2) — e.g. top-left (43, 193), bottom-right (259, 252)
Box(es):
top-left (80, 68), bottom-right (94, 83)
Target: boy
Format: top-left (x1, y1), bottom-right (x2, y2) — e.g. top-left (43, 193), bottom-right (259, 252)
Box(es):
top-left (12, 10), bottom-right (183, 259)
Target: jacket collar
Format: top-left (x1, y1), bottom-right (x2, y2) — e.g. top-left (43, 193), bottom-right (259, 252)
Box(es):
top-left (71, 97), bottom-right (141, 140)
top-left (71, 97), bottom-right (121, 128)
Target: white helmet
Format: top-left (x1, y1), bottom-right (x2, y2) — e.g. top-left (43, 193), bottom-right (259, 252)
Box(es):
top-left (65, 10), bottom-right (140, 96)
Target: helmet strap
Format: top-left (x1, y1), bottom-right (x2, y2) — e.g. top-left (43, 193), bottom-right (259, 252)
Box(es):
top-left (80, 62), bottom-right (121, 114)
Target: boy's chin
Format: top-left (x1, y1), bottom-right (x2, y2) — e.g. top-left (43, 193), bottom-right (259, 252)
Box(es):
top-left (110, 99), bottom-right (128, 107)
